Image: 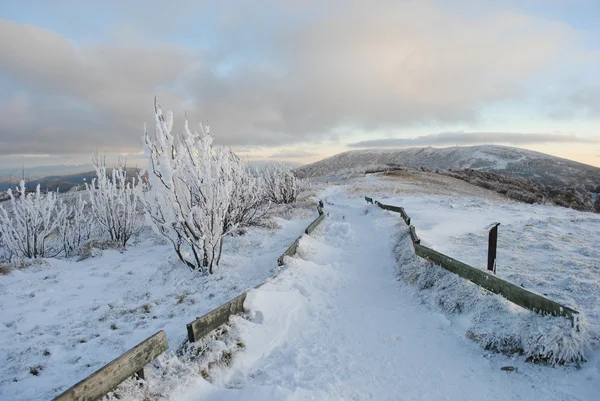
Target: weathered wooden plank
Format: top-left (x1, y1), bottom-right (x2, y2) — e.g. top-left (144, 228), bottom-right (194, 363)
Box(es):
top-left (52, 330), bottom-right (168, 401)
top-left (187, 292), bottom-right (247, 342)
top-left (398, 207), bottom-right (411, 226)
top-left (277, 236), bottom-right (301, 266)
top-left (382, 204), bottom-right (400, 213)
top-left (375, 201), bottom-right (411, 225)
top-left (409, 225), bottom-right (420, 244)
top-left (365, 196), bottom-right (373, 204)
top-left (305, 213), bottom-right (326, 235)
top-left (413, 243), bottom-right (578, 323)
top-left (188, 208), bottom-right (328, 343)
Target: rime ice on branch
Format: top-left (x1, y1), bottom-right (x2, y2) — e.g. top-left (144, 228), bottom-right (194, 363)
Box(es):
top-left (142, 101), bottom-right (273, 274)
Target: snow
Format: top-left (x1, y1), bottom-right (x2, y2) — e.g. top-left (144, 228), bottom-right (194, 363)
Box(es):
top-left (361, 174), bottom-right (600, 348)
top-left (2, 172), bottom-right (600, 400)
top-left (470, 148), bottom-right (513, 170)
top-left (170, 185), bottom-right (599, 400)
top-left (0, 211), bottom-right (314, 401)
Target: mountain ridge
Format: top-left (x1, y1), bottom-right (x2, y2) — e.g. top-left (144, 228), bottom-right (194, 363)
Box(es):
top-left (295, 145), bottom-right (600, 188)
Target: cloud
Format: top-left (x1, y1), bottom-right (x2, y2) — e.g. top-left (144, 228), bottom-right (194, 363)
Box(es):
top-left (559, 84), bottom-right (600, 118)
top-left (348, 132), bottom-right (596, 148)
top-left (268, 150), bottom-right (319, 159)
top-left (0, 1), bottom-right (587, 158)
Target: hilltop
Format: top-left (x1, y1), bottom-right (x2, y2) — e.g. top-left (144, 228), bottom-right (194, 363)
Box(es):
top-left (295, 145), bottom-right (600, 188)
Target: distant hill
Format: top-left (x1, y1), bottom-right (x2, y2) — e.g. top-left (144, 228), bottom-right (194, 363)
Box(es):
top-left (248, 160), bottom-right (303, 170)
top-left (0, 164), bottom-right (95, 192)
top-left (0, 164), bottom-right (94, 182)
top-left (0, 159), bottom-right (295, 193)
top-left (0, 168), bottom-right (140, 193)
top-left (295, 145), bottom-right (600, 188)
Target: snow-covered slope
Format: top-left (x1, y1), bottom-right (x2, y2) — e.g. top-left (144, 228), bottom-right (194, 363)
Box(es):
top-left (295, 145), bottom-right (600, 188)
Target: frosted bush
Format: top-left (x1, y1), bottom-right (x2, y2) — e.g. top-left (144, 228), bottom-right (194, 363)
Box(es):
top-left (264, 164), bottom-right (299, 204)
top-left (0, 182), bottom-right (67, 259)
top-left (87, 154), bottom-right (142, 248)
top-left (143, 100), bottom-right (266, 274)
top-left (59, 194), bottom-right (95, 257)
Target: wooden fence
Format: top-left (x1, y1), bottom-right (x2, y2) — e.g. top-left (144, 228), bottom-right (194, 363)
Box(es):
top-left (188, 207), bottom-right (326, 342)
top-left (53, 206), bottom-right (326, 400)
top-left (366, 197), bottom-right (579, 325)
top-left (52, 331), bottom-right (168, 401)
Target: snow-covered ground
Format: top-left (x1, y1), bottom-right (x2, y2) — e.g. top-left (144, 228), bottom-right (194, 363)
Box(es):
top-left (352, 173), bottom-right (600, 348)
top-left (166, 184), bottom-right (599, 400)
top-left (0, 207), bottom-right (315, 401)
top-left (3, 172), bottom-right (599, 400)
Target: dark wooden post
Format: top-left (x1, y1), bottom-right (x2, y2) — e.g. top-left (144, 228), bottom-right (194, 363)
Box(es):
top-left (488, 223), bottom-right (500, 273)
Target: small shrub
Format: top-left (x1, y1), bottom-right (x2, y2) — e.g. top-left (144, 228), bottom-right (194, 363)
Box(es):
top-left (263, 164), bottom-right (299, 204)
top-left (87, 153), bottom-right (142, 248)
top-left (0, 182), bottom-right (67, 259)
top-left (29, 365), bottom-right (43, 376)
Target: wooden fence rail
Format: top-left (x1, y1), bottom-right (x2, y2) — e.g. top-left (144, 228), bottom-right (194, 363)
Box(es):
top-left (188, 207), bottom-right (327, 342)
top-left (305, 213), bottom-right (325, 235)
top-left (187, 293), bottom-right (248, 343)
top-left (278, 208), bottom-right (325, 265)
top-left (52, 331), bottom-right (168, 401)
top-left (55, 205), bottom-right (327, 400)
top-left (366, 197), bottom-right (579, 325)
top-left (414, 244), bottom-right (578, 323)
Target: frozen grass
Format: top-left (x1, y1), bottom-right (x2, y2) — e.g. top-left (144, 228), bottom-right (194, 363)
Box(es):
top-left (393, 226), bottom-right (589, 365)
top-left (103, 323), bottom-right (244, 401)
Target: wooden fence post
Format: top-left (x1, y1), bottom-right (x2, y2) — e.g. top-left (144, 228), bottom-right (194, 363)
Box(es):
top-left (488, 223), bottom-right (500, 273)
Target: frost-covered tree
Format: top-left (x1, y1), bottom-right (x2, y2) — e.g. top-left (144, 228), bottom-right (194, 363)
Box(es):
top-left (87, 154), bottom-right (141, 247)
top-left (59, 194), bottom-right (94, 257)
top-left (143, 101), bottom-right (270, 273)
top-left (225, 162), bottom-right (269, 230)
top-left (144, 102), bottom-right (246, 273)
top-left (0, 181), bottom-right (67, 259)
top-left (264, 164), bottom-right (299, 204)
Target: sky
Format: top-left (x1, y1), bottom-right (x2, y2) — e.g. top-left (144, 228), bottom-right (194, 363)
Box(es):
top-left (1, 0), bottom-right (600, 169)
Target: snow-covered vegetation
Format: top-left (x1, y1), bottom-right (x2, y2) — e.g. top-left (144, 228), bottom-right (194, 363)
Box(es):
top-left (0, 182), bottom-right (67, 260)
top-left (444, 168), bottom-right (600, 213)
top-left (59, 193), bottom-right (94, 258)
top-left (1, 101), bottom-right (299, 275)
top-left (263, 164), bottom-right (299, 204)
top-left (87, 154), bottom-right (141, 248)
top-left (142, 103), bottom-right (297, 274)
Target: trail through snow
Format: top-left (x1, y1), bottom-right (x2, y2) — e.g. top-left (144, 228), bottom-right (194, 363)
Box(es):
top-left (173, 190), bottom-right (599, 400)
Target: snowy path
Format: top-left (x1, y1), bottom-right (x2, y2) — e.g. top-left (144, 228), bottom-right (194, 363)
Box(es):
top-left (174, 193), bottom-right (599, 401)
